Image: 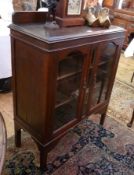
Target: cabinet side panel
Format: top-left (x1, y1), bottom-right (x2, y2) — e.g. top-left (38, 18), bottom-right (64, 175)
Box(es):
top-left (14, 40), bottom-right (47, 138)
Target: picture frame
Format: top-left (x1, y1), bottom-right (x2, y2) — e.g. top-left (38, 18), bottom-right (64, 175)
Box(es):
top-left (67, 0), bottom-right (83, 15)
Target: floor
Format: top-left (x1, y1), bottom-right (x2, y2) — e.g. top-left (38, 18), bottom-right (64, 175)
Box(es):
top-left (0, 53), bottom-right (134, 139)
top-left (0, 92), bottom-right (13, 138)
top-left (116, 53), bottom-right (134, 87)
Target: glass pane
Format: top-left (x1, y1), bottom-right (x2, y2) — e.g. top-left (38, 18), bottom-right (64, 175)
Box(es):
top-left (82, 43), bottom-right (116, 114)
top-left (56, 74), bottom-right (81, 107)
top-left (91, 43), bottom-right (116, 108)
top-left (57, 53), bottom-right (83, 79)
top-left (54, 52), bottom-right (84, 131)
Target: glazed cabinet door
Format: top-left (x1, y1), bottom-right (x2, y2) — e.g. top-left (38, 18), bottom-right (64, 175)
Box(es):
top-left (52, 48), bottom-right (90, 135)
top-left (82, 41), bottom-right (121, 115)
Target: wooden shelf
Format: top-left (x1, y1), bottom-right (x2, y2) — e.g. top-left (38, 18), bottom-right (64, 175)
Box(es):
top-left (57, 70), bottom-right (82, 81)
top-left (55, 90), bottom-right (79, 108)
top-left (55, 98), bottom-right (73, 108)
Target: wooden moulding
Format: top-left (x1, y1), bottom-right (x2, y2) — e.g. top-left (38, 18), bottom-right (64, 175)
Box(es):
top-left (12, 12), bottom-right (47, 24)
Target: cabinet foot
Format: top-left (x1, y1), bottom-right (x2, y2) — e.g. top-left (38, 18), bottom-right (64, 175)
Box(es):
top-left (15, 125), bottom-right (21, 147)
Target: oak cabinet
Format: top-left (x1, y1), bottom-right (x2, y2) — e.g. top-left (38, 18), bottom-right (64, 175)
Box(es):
top-left (9, 12), bottom-right (125, 169)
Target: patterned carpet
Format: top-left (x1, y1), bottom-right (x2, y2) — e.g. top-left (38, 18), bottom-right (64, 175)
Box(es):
top-left (2, 116), bottom-right (134, 175)
top-left (108, 54), bottom-right (134, 127)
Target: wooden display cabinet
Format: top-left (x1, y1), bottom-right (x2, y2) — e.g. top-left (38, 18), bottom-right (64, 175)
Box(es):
top-left (112, 9), bottom-right (134, 48)
top-left (9, 12), bottom-right (125, 169)
top-left (103, 0), bottom-right (134, 48)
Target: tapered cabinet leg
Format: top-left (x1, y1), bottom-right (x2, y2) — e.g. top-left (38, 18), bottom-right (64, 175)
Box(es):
top-left (40, 149), bottom-right (48, 170)
top-left (100, 113), bottom-right (106, 125)
top-left (15, 125), bottom-right (21, 147)
top-left (34, 141), bottom-right (48, 170)
top-left (127, 110), bottom-right (134, 127)
top-left (131, 72), bottom-right (134, 83)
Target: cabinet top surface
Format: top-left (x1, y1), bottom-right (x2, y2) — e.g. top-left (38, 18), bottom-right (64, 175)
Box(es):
top-left (9, 23), bottom-right (125, 43)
